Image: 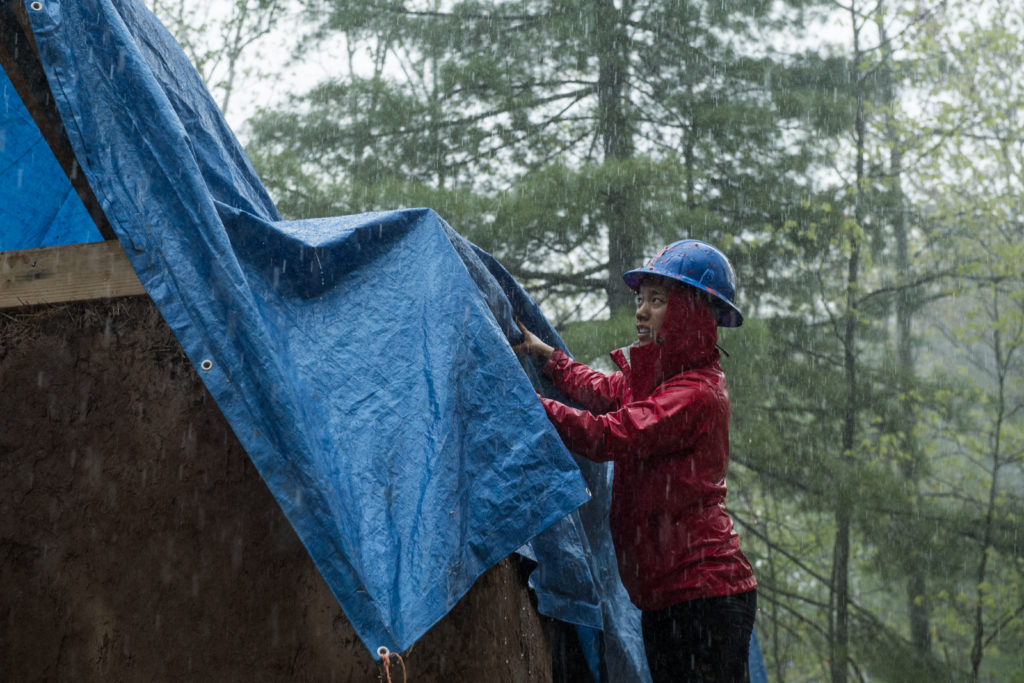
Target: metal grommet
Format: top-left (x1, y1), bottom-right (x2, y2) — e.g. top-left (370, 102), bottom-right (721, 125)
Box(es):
top-left (200, 359), bottom-right (213, 371)
top-left (30, 2), bottom-right (43, 10)
top-left (377, 646), bottom-right (390, 658)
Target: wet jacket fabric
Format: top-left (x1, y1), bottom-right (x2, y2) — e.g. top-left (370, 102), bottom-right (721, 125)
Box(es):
top-left (540, 288), bottom-right (756, 610)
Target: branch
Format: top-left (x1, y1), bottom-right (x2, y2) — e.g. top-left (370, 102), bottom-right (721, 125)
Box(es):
top-left (322, 86), bottom-right (595, 143)
top-left (515, 267), bottom-right (607, 290)
top-left (381, 3), bottom-right (544, 24)
top-left (853, 269), bottom-right (957, 308)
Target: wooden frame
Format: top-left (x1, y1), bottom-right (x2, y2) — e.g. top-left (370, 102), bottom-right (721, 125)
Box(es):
top-left (1, 241), bottom-right (144, 309)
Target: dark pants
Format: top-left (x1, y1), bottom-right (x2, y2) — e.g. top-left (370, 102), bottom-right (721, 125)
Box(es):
top-left (642, 590), bottom-right (757, 683)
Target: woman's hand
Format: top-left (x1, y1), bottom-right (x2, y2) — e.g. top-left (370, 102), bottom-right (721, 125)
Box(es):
top-left (512, 317), bottom-right (555, 362)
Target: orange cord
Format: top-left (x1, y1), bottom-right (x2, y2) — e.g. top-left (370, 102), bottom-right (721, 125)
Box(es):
top-left (377, 646), bottom-right (407, 683)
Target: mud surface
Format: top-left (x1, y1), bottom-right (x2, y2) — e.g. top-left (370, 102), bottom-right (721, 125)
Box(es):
top-left (0, 297), bottom-right (552, 682)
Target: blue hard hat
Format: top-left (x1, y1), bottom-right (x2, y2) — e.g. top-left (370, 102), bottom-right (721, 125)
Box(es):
top-left (623, 239), bottom-right (744, 327)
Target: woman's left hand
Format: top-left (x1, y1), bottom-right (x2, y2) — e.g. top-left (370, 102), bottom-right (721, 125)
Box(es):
top-left (512, 317), bottom-right (555, 361)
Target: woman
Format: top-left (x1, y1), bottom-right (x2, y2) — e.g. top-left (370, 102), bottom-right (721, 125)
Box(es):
top-left (514, 239), bottom-right (756, 682)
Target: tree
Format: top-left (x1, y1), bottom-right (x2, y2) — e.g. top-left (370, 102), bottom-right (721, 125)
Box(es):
top-left (249, 0), bottom-right (830, 325)
top-left (727, 0), bottom-right (973, 678)
top-left (902, 2), bottom-right (1024, 677)
top-left (150, 0), bottom-right (287, 117)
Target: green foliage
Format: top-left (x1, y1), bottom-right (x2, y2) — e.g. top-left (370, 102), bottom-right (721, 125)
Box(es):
top-left (559, 306), bottom-right (636, 367)
top-left (251, 0), bottom-right (837, 318)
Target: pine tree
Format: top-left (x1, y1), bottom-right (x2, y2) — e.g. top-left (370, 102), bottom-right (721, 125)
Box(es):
top-left (248, 0), bottom-right (828, 324)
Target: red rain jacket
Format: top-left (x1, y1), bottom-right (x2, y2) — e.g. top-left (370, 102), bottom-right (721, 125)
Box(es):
top-left (540, 288), bottom-right (756, 610)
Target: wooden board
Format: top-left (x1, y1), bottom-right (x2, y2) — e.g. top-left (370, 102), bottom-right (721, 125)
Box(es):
top-left (0, 241), bottom-right (145, 309)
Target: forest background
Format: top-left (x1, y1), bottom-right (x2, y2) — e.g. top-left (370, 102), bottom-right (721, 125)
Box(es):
top-left (149, 0), bottom-right (1024, 680)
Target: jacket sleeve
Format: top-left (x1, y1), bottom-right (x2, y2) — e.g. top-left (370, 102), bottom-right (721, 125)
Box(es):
top-left (540, 376), bottom-right (721, 463)
top-left (543, 348), bottom-right (628, 415)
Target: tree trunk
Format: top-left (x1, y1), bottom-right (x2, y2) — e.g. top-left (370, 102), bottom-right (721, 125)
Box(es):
top-left (832, 5), bottom-right (868, 680)
top-left (595, 0), bottom-right (641, 316)
top-left (878, 12), bottom-right (932, 657)
top-left (969, 305), bottom-right (1007, 682)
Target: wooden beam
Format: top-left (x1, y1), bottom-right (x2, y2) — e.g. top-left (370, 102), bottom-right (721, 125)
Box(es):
top-left (1, 241), bottom-right (145, 309)
top-left (0, 0), bottom-right (117, 241)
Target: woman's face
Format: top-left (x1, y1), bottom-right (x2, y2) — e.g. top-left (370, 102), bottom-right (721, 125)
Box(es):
top-left (634, 280), bottom-right (671, 346)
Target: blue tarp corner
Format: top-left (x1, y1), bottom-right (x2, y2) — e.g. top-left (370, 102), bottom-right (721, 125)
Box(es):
top-left (0, 66), bottom-right (100, 250)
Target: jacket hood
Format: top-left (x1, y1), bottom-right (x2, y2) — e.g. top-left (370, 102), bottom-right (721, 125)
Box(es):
top-left (617, 286), bottom-right (719, 400)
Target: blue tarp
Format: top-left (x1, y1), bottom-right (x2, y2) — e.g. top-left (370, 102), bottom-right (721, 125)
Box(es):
top-left (0, 67), bottom-right (99, 250)
top-left (4, 0), bottom-right (653, 677)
